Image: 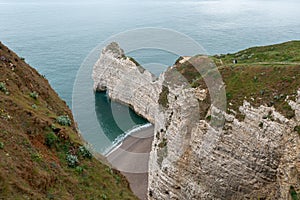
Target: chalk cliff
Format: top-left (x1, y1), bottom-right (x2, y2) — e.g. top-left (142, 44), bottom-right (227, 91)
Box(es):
top-left (92, 42), bottom-right (161, 123)
top-left (93, 42), bottom-right (300, 200)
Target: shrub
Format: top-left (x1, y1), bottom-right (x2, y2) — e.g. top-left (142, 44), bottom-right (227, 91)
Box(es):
top-left (29, 91), bottom-right (38, 99)
top-left (294, 126), bottom-right (300, 135)
top-left (0, 142), bottom-right (4, 149)
top-left (290, 186), bottom-right (298, 200)
top-left (31, 104), bottom-right (38, 109)
top-left (31, 152), bottom-right (42, 162)
top-left (101, 194), bottom-right (108, 200)
top-left (66, 154), bottom-right (78, 168)
top-left (0, 82), bottom-right (9, 95)
top-left (0, 82), bottom-right (7, 92)
top-left (56, 115), bottom-right (71, 126)
top-left (226, 92), bottom-right (232, 100)
top-left (75, 166), bottom-right (83, 174)
top-left (78, 146), bottom-right (92, 159)
top-left (45, 132), bottom-right (58, 147)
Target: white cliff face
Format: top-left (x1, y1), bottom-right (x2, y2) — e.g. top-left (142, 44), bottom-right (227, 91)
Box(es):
top-left (92, 42), bottom-right (161, 123)
top-left (93, 43), bottom-right (300, 200)
top-left (149, 90), bottom-right (300, 199)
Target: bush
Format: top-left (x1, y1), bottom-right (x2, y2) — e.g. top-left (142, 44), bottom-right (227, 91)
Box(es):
top-left (75, 166), bottom-right (83, 174)
top-left (101, 194), bottom-right (108, 200)
top-left (45, 132), bottom-right (58, 147)
top-left (0, 142), bottom-right (4, 149)
top-left (0, 82), bottom-right (7, 92)
top-left (29, 91), bottom-right (38, 99)
top-left (66, 154), bottom-right (78, 168)
top-left (78, 146), bottom-right (92, 159)
top-left (294, 126), bottom-right (300, 135)
top-left (0, 82), bottom-right (9, 95)
top-left (56, 115), bottom-right (71, 126)
top-left (290, 186), bottom-right (298, 200)
top-left (31, 153), bottom-right (42, 162)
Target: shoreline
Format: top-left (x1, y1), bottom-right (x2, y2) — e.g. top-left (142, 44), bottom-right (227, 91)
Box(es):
top-left (106, 124), bottom-right (154, 200)
top-left (104, 123), bottom-right (153, 156)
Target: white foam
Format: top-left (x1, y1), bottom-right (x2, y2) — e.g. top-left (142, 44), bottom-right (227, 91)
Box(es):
top-left (104, 123), bottom-right (152, 156)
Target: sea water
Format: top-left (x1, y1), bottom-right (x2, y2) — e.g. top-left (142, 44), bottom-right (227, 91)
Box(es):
top-left (1, 0), bottom-right (300, 153)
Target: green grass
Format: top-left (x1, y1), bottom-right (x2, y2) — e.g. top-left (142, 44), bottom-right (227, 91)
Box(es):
top-left (221, 65), bottom-right (299, 119)
top-left (213, 41), bottom-right (300, 66)
top-left (172, 41), bottom-right (300, 120)
top-left (0, 41), bottom-right (138, 199)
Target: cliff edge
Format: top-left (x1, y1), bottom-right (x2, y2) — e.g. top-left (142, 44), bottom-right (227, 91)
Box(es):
top-left (93, 41), bottom-right (300, 200)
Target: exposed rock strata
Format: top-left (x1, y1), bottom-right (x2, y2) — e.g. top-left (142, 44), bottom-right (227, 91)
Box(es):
top-left (92, 42), bottom-right (161, 123)
top-left (93, 42), bottom-right (300, 200)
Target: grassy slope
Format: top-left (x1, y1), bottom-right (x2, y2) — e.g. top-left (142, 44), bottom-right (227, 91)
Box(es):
top-left (0, 42), bottom-right (138, 200)
top-left (213, 41), bottom-right (300, 119)
top-left (162, 41), bottom-right (300, 120)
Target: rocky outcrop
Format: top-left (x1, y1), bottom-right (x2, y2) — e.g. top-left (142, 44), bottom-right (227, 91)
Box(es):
top-left (149, 94), bottom-right (300, 200)
top-left (93, 42), bottom-right (300, 200)
top-left (93, 42), bottom-right (161, 123)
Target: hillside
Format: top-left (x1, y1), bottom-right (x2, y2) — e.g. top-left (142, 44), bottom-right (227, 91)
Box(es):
top-left (171, 41), bottom-right (300, 120)
top-left (0, 42), bottom-right (138, 200)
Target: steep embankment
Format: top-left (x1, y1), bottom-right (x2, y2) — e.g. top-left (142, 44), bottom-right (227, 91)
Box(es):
top-left (0, 42), bottom-right (138, 199)
top-left (93, 41), bottom-right (300, 200)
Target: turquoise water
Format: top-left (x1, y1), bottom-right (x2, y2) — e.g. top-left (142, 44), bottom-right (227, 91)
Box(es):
top-left (1, 0), bottom-right (300, 152)
top-left (95, 92), bottom-right (148, 141)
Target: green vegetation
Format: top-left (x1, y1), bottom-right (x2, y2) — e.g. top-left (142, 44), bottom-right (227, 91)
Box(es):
top-left (173, 41), bottom-right (300, 120)
top-left (0, 82), bottom-right (7, 92)
top-left (66, 154), bottom-right (79, 168)
top-left (128, 56), bottom-right (140, 66)
top-left (31, 152), bottom-right (42, 162)
top-left (29, 91), bottom-right (38, 99)
top-left (56, 115), bottom-right (71, 126)
top-left (0, 42), bottom-right (138, 199)
top-left (294, 126), bottom-right (300, 135)
top-left (290, 186), bottom-right (299, 200)
top-left (45, 132), bottom-right (58, 147)
top-left (220, 65), bottom-right (298, 119)
top-left (78, 145), bottom-right (93, 159)
top-left (158, 85), bottom-right (169, 108)
top-left (0, 82), bottom-right (9, 95)
top-left (213, 41), bottom-right (300, 66)
top-left (126, 56), bottom-right (146, 73)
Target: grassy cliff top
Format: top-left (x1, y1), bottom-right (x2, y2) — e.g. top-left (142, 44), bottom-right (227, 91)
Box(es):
top-left (0, 42), bottom-right (138, 199)
top-left (213, 40), bottom-right (300, 66)
top-left (161, 41), bottom-right (300, 120)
